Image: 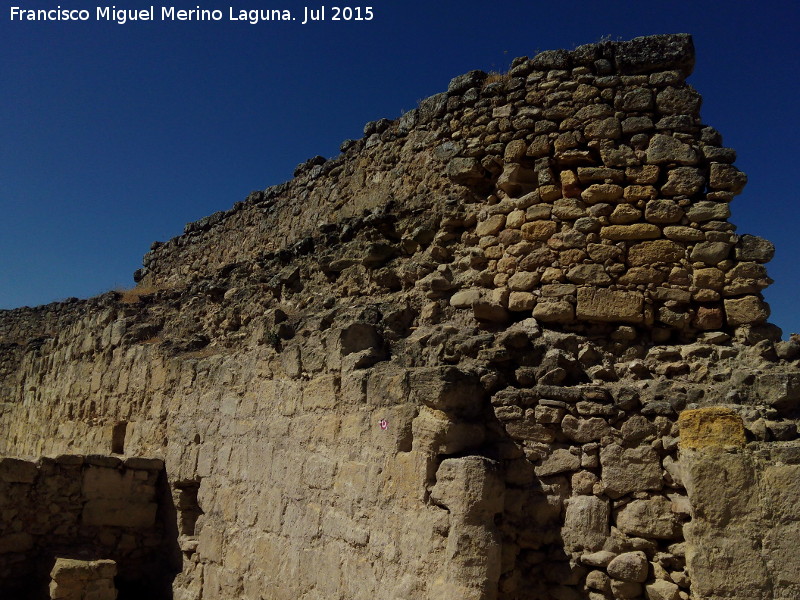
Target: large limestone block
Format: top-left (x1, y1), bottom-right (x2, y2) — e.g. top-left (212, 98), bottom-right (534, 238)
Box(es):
top-left (82, 466), bottom-right (152, 501)
top-left (0, 457), bottom-right (37, 483)
top-left (409, 367), bottom-right (484, 418)
top-left (82, 499), bottom-right (158, 528)
top-left (600, 444), bottom-right (661, 499)
top-left (680, 449), bottom-right (757, 527)
top-left (430, 456), bottom-right (503, 522)
top-left (0, 532), bottom-right (34, 554)
top-left (562, 495), bottom-right (609, 552)
top-left (50, 558), bottom-right (117, 600)
top-left (684, 526), bottom-right (771, 600)
top-left (302, 374), bottom-right (340, 409)
top-left (678, 407), bottom-right (746, 450)
top-left (411, 407), bottom-right (485, 455)
top-left (762, 521), bottom-right (800, 596)
top-left (576, 288), bottom-right (644, 324)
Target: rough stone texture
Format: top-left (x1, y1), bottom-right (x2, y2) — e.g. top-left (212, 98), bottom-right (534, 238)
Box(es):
top-left (678, 407), bottom-right (746, 449)
top-left (0, 33), bottom-right (796, 600)
top-left (50, 558), bottom-right (117, 600)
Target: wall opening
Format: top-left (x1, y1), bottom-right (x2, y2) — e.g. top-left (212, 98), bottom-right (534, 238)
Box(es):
top-left (111, 422), bottom-right (127, 454)
top-left (173, 480), bottom-right (203, 536)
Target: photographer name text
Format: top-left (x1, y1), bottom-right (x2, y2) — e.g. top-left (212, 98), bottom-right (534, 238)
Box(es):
top-left (9, 5), bottom-right (374, 25)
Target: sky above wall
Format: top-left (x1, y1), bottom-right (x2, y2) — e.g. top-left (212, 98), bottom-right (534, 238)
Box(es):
top-left (1, 1), bottom-right (799, 335)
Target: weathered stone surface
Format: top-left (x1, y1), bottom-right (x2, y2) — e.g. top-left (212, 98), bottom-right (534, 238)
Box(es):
top-left (600, 444), bottom-right (662, 498)
top-left (628, 240), bottom-right (685, 266)
top-left (607, 551), bottom-right (649, 583)
top-left (601, 224), bottom-right (661, 240)
top-left (577, 288), bottom-right (643, 323)
top-left (645, 199), bottom-right (684, 223)
top-left (447, 157), bottom-right (486, 185)
top-left (736, 234), bottom-right (775, 263)
top-left (616, 496), bottom-right (681, 539)
top-left (679, 407), bottom-right (746, 450)
top-left (646, 134), bottom-right (697, 165)
top-left (660, 167), bottom-right (704, 196)
top-left (535, 448), bottom-right (580, 476)
top-left (0, 457), bottom-right (37, 483)
top-left (614, 34), bottom-right (695, 76)
top-left (562, 415), bottom-right (610, 443)
top-left (562, 495), bottom-right (610, 552)
top-left (533, 300), bottom-right (575, 323)
top-left (709, 163), bottom-right (747, 194)
top-left (645, 579), bottom-right (680, 600)
top-left (690, 241), bottom-right (731, 265)
top-left (724, 295), bottom-right (770, 326)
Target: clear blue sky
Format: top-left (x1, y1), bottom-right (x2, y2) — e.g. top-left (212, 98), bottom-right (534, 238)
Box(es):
top-left (1, 1), bottom-right (799, 335)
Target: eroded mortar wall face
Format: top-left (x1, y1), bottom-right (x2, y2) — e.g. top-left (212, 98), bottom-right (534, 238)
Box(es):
top-left (0, 34), bottom-right (797, 600)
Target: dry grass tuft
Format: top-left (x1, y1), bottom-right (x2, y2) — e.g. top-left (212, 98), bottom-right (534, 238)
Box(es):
top-left (116, 284), bottom-right (162, 304)
top-left (483, 71), bottom-right (511, 86)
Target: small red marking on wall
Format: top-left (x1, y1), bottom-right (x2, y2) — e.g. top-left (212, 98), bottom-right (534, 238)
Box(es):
top-left (379, 419), bottom-right (388, 430)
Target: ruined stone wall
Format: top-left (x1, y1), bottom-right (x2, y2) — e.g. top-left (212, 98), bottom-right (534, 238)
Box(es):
top-left (0, 34), bottom-right (798, 600)
top-left (0, 455), bottom-right (174, 598)
top-left (139, 33), bottom-right (773, 339)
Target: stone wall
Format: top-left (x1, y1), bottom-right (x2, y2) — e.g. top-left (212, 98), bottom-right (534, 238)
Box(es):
top-left (0, 34), bottom-right (797, 600)
top-left (0, 455), bottom-right (176, 598)
top-left (136, 33), bottom-right (773, 340)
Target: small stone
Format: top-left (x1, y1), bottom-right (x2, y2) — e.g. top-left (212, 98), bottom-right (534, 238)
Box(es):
top-left (724, 295), bottom-right (770, 326)
top-left (566, 264), bottom-right (611, 285)
top-left (685, 201), bottom-right (730, 222)
top-left (645, 579), bottom-right (681, 600)
top-left (535, 448), bottom-right (581, 476)
top-left (607, 551), bottom-right (649, 583)
top-left (508, 292), bottom-right (535, 312)
top-left (581, 550), bottom-right (617, 568)
top-left (735, 235), bottom-right (775, 263)
top-left (601, 224), bottom-right (661, 241)
top-left (582, 183), bottom-right (624, 203)
top-left (646, 134), bottom-right (697, 165)
top-left (616, 496), bottom-right (681, 539)
top-left (660, 167), bottom-right (704, 196)
top-left (476, 214), bottom-right (507, 236)
top-left (645, 200), bottom-right (684, 224)
top-left (709, 163), bottom-right (747, 194)
top-left (533, 300), bottom-right (575, 323)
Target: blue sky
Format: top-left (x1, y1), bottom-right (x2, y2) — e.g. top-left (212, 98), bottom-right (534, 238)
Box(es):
top-left (1, 1), bottom-right (799, 335)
